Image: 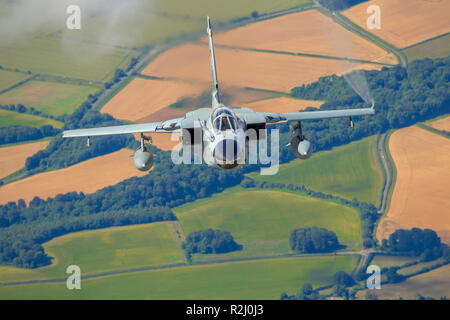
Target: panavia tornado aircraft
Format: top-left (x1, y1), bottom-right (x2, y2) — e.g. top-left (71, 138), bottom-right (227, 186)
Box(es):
top-left (63, 17), bottom-right (375, 171)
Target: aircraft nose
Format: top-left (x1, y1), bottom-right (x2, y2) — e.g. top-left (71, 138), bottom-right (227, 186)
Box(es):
top-left (214, 139), bottom-right (238, 163)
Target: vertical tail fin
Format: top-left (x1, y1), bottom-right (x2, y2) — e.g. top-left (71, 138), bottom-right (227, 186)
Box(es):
top-left (207, 16), bottom-right (221, 108)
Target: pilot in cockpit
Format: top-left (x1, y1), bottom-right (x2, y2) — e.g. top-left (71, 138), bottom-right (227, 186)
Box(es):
top-left (212, 108), bottom-right (237, 132)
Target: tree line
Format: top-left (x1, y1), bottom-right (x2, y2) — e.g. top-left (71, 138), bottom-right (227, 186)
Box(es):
top-left (0, 125), bottom-right (59, 146)
top-left (318, 0), bottom-right (367, 11)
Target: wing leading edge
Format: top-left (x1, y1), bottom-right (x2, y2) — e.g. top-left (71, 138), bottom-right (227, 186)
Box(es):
top-left (267, 107), bottom-right (374, 124)
top-left (62, 118), bottom-right (182, 138)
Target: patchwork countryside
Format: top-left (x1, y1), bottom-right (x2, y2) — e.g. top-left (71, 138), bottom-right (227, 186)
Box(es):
top-left (0, 0), bottom-right (449, 301)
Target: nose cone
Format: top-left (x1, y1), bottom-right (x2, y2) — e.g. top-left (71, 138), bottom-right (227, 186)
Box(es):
top-left (214, 139), bottom-right (238, 163)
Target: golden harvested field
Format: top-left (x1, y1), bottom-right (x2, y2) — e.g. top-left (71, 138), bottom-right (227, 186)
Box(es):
top-left (343, 0), bottom-right (450, 49)
top-left (429, 116), bottom-right (450, 132)
top-left (0, 140), bottom-right (49, 179)
top-left (210, 10), bottom-right (388, 61)
top-left (132, 132), bottom-right (181, 152)
top-left (142, 43), bottom-right (382, 92)
top-left (357, 265), bottom-right (450, 300)
top-left (0, 149), bottom-right (146, 205)
top-left (101, 78), bottom-right (206, 122)
top-left (377, 126), bottom-right (450, 244)
top-left (243, 96), bottom-right (323, 113)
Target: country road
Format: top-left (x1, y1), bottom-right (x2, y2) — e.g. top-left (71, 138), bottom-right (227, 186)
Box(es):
top-left (330, 11), bottom-right (407, 68)
top-left (377, 133), bottom-right (392, 214)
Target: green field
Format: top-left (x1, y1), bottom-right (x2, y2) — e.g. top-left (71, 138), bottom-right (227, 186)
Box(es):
top-left (398, 258), bottom-right (447, 276)
top-left (0, 70), bottom-right (30, 92)
top-left (175, 189), bottom-right (362, 257)
top-left (0, 37), bottom-right (138, 82)
top-left (249, 136), bottom-right (382, 205)
top-left (0, 109), bottom-right (63, 128)
top-left (0, 255), bottom-right (357, 299)
top-left (0, 222), bottom-right (184, 284)
top-left (370, 255), bottom-right (418, 269)
top-left (0, 80), bottom-right (98, 116)
top-left (403, 33), bottom-right (450, 62)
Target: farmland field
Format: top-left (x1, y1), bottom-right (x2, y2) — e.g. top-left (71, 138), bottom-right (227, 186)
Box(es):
top-left (175, 189), bottom-right (362, 254)
top-left (0, 148), bottom-right (147, 205)
top-left (357, 264), bottom-right (450, 300)
top-left (377, 126), bottom-right (450, 244)
top-left (428, 115), bottom-right (450, 132)
top-left (0, 70), bottom-right (30, 92)
top-left (211, 9), bottom-right (388, 61)
top-left (403, 33), bottom-right (450, 62)
top-left (101, 78), bottom-right (206, 122)
top-left (0, 255), bottom-right (358, 300)
top-left (0, 140), bottom-right (50, 179)
top-left (142, 42), bottom-right (382, 92)
top-left (0, 37), bottom-right (138, 83)
top-left (0, 222), bottom-right (183, 284)
top-left (0, 109), bottom-right (63, 128)
top-left (243, 96), bottom-right (323, 113)
top-left (249, 136), bottom-right (383, 205)
top-left (0, 80), bottom-right (98, 116)
top-left (343, 0), bottom-right (450, 49)
top-left (370, 255), bottom-right (418, 269)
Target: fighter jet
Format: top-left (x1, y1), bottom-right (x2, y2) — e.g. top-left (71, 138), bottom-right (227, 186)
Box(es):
top-left (63, 16), bottom-right (375, 171)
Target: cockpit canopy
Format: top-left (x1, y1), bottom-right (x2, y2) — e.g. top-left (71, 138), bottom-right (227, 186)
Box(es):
top-left (212, 108), bottom-right (237, 131)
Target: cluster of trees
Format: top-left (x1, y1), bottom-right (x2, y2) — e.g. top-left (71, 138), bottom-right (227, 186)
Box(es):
top-left (280, 283), bottom-right (320, 300)
top-left (0, 125), bottom-right (60, 145)
top-left (281, 271), bottom-right (356, 300)
top-left (383, 267), bottom-right (405, 284)
top-left (290, 227), bottom-right (340, 253)
top-left (182, 229), bottom-right (242, 255)
top-left (318, 0), bottom-right (367, 11)
top-left (104, 69), bottom-right (126, 89)
top-left (241, 178), bottom-right (379, 248)
top-left (332, 270), bottom-right (355, 298)
top-left (381, 228), bottom-right (445, 262)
